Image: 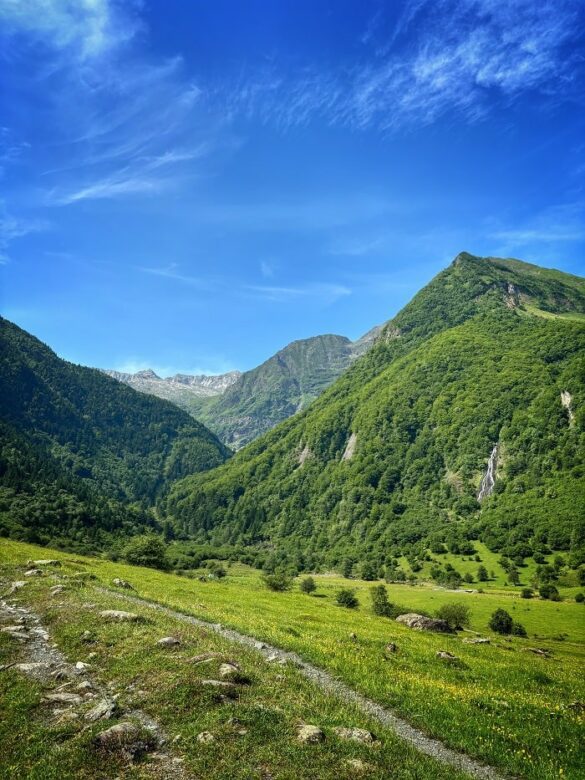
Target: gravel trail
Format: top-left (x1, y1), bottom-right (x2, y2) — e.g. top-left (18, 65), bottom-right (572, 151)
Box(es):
top-left (98, 587), bottom-right (510, 780)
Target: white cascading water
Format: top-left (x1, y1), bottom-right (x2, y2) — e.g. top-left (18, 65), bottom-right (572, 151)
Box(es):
top-left (478, 444), bottom-right (498, 500)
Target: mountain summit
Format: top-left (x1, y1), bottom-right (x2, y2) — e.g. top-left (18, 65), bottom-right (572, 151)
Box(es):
top-left (166, 253), bottom-right (585, 568)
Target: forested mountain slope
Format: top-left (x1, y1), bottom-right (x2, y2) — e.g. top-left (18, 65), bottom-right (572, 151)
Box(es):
top-left (189, 331), bottom-right (381, 449)
top-left (166, 253), bottom-right (585, 570)
top-left (0, 317), bottom-right (230, 550)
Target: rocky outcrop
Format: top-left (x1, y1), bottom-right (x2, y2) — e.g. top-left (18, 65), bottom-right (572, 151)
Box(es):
top-left (395, 613), bottom-right (454, 633)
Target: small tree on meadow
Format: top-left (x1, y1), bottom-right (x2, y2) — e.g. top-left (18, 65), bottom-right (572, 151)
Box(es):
top-left (300, 576), bottom-right (316, 595)
top-left (262, 572), bottom-right (293, 592)
top-left (123, 535), bottom-right (170, 570)
top-left (436, 602), bottom-right (471, 631)
top-left (477, 565), bottom-right (489, 582)
top-left (489, 608), bottom-right (513, 635)
top-left (370, 584), bottom-right (393, 617)
top-left (336, 588), bottom-right (359, 608)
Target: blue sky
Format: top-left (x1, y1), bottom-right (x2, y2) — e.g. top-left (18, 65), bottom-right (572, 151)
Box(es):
top-left (1, 0), bottom-right (584, 376)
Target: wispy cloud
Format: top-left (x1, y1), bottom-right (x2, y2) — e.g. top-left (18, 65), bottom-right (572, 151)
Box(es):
top-left (489, 202), bottom-right (585, 253)
top-left (136, 263), bottom-right (213, 289)
top-left (244, 283), bottom-right (351, 304)
top-left (224, 0), bottom-right (584, 132)
top-left (0, 203), bottom-right (49, 264)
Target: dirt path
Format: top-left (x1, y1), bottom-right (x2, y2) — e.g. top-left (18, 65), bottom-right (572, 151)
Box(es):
top-left (97, 587), bottom-right (510, 780)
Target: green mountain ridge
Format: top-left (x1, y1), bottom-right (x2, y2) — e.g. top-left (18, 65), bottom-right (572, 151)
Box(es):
top-left (166, 253), bottom-right (585, 569)
top-left (0, 317), bottom-right (230, 550)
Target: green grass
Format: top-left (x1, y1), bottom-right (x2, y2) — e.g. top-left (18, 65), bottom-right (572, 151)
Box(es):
top-left (1, 539), bottom-right (584, 780)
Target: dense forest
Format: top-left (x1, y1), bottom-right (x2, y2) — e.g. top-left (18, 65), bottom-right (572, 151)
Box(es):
top-left (165, 254), bottom-right (585, 572)
top-left (0, 317), bottom-right (230, 551)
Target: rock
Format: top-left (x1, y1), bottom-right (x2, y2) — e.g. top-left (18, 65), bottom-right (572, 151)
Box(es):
top-left (30, 627), bottom-right (49, 640)
top-left (463, 638), bottom-right (490, 644)
top-left (93, 722), bottom-right (155, 756)
top-left (87, 652), bottom-right (99, 660)
top-left (112, 578), bottom-right (135, 590)
top-left (332, 727), bottom-right (376, 744)
top-left (50, 586), bottom-right (65, 595)
top-left (218, 662), bottom-right (240, 681)
top-left (528, 647), bottom-right (551, 657)
top-left (24, 569), bottom-right (43, 577)
top-left (75, 661), bottom-right (91, 672)
top-left (43, 692), bottom-right (83, 705)
top-left (436, 651), bottom-right (459, 662)
top-left (201, 679), bottom-right (236, 690)
top-left (197, 731), bottom-right (215, 744)
top-left (157, 636), bottom-right (181, 647)
top-left (296, 724), bottom-right (325, 744)
top-left (254, 641), bottom-right (267, 650)
top-left (81, 630), bottom-right (95, 643)
top-left (77, 680), bottom-right (94, 691)
top-left (395, 613), bottom-right (453, 633)
top-left (2, 629), bottom-right (30, 641)
top-left (343, 758), bottom-right (373, 775)
top-left (349, 632), bottom-right (358, 640)
top-left (12, 662), bottom-right (50, 673)
top-left (28, 559), bottom-right (61, 567)
top-left (85, 697), bottom-right (119, 722)
top-left (5, 581), bottom-right (26, 595)
top-left (384, 642), bottom-right (398, 654)
top-left (0, 625), bottom-right (26, 633)
top-left (99, 610), bottom-right (140, 622)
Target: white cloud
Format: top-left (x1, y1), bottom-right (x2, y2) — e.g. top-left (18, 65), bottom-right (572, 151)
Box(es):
top-left (0, 0), bottom-right (138, 60)
top-left (0, 203), bottom-right (49, 264)
top-left (488, 202), bottom-right (585, 253)
top-left (225, 0), bottom-right (583, 131)
top-left (244, 282), bottom-right (351, 304)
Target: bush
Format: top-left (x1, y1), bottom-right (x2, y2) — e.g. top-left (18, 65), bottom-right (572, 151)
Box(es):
top-left (511, 621), bottom-right (527, 637)
top-left (477, 565), bottom-right (489, 582)
top-left (262, 573), bottom-right (293, 592)
top-left (361, 561), bottom-right (378, 581)
top-left (520, 588), bottom-right (533, 599)
top-left (575, 592), bottom-right (584, 603)
top-left (370, 584), bottom-right (393, 616)
top-left (207, 562), bottom-right (226, 579)
top-left (300, 576), bottom-right (316, 594)
top-left (435, 602), bottom-right (471, 631)
top-left (123, 535), bottom-right (170, 570)
top-left (539, 584), bottom-right (560, 601)
top-left (489, 608), bottom-right (514, 635)
top-left (336, 588), bottom-right (359, 608)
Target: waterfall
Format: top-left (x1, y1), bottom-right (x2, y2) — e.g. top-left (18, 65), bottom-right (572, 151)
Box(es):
top-left (478, 444), bottom-right (498, 501)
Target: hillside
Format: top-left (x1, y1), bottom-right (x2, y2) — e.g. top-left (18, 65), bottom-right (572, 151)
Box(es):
top-left (0, 317), bottom-right (230, 551)
top-left (166, 253), bottom-right (585, 569)
top-left (106, 329), bottom-right (382, 450)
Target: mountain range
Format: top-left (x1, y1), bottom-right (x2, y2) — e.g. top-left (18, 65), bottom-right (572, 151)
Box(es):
top-left (165, 253), bottom-right (585, 570)
top-left (105, 326), bottom-right (382, 449)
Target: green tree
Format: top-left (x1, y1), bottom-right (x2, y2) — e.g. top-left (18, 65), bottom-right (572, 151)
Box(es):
top-left (435, 602), bottom-right (471, 630)
top-left (336, 588), bottom-right (359, 608)
top-left (369, 584), bottom-right (393, 616)
top-left (123, 535), bottom-right (170, 570)
top-left (489, 608), bottom-right (513, 635)
top-left (262, 572), bottom-right (293, 592)
top-left (299, 576), bottom-right (316, 594)
top-left (477, 565), bottom-right (489, 582)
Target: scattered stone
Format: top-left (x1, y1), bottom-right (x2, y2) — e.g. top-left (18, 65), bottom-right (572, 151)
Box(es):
top-left (296, 724), bottom-right (325, 744)
top-left (0, 625), bottom-right (26, 633)
top-left (2, 629), bottom-right (30, 641)
top-left (28, 559), bottom-right (61, 567)
top-left (30, 627), bottom-right (49, 640)
top-left (75, 661), bottom-right (91, 672)
top-left (80, 630), bottom-right (95, 643)
top-left (191, 652), bottom-right (220, 664)
top-left (112, 578), bottom-right (135, 590)
top-left (85, 697), bottom-right (120, 722)
top-left (43, 692), bottom-right (83, 705)
top-left (93, 722), bottom-right (155, 756)
top-left (350, 632), bottom-right (358, 640)
top-left (384, 642), bottom-right (398, 654)
top-left (50, 586), bottom-right (65, 596)
top-left (99, 610), bottom-right (140, 622)
top-left (77, 680), bottom-right (94, 691)
top-left (436, 651), bottom-right (459, 662)
top-left (157, 636), bottom-right (181, 647)
top-left (254, 641), bottom-right (267, 650)
top-left (201, 679), bottom-right (237, 690)
top-left (5, 581), bottom-right (26, 595)
top-left (219, 662), bottom-right (240, 680)
top-left (396, 613), bottom-right (453, 633)
top-left (24, 569), bottom-right (43, 577)
top-left (528, 647), bottom-right (551, 657)
top-left (12, 662), bottom-right (51, 673)
top-left (333, 727), bottom-right (376, 744)
top-left (463, 638), bottom-right (490, 645)
top-left (87, 652), bottom-right (99, 660)
top-left (197, 731), bottom-right (215, 744)
top-left (343, 758), bottom-right (373, 775)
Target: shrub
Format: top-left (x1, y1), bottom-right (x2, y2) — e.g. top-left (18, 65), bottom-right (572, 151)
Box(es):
top-left (262, 573), bottom-right (293, 592)
top-left (123, 535), bottom-right (170, 570)
top-left (299, 576), bottom-right (316, 594)
top-left (575, 592), bottom-right (584, 603)
top-left (361, 561), bottom-right (378, 581)
top-left (489, 608), bottom-right (514, 635)
top-left (539, 584), bottom-right (560, 601)
top-left (207, 562), bottom-right (226, 579)
top-left (336, 588), bottom-right (359, 609)
top-left (520, 588), bottom-right (533, 599)
top-left (512, 621), bottom-right (527, 637)
top-left (435, 602), bottom-right (471, 631)
top-left (463, 572), bottom-right (474, 584)
top-left (370, 584), bottom-right (393, 616)
top-left (477, 565), bottom-right (489, 582)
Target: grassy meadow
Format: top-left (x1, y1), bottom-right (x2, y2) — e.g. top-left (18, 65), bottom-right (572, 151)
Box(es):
top-left (1, 539), bottom-right (584, 780)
